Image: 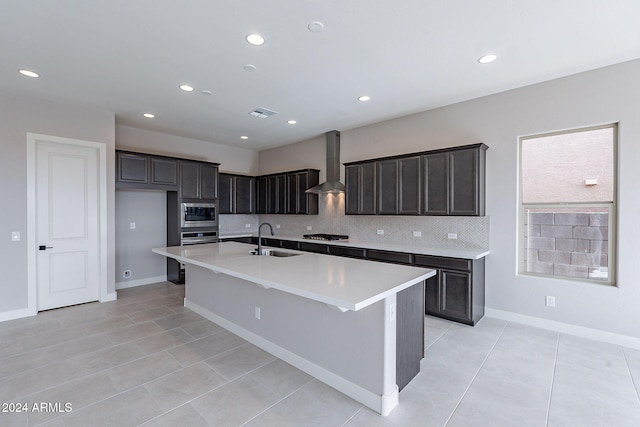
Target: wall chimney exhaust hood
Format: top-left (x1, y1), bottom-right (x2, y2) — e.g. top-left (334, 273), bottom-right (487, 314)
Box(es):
top-left (306, 130), bottom-right (345, 194)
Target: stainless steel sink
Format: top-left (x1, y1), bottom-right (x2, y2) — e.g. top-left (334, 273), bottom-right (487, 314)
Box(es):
top-left (251, 249), bottom-right (302, 257)
top-left (266, 250), bottom-right (301, 257)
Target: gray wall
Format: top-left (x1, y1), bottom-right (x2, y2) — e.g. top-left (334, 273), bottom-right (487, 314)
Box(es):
top-left (114, 125), bottom-right (262, 284)
top-left (0, 92), bottom-right (115, 313)
top-left (257, 59), bottom-right (640, 339)
top-left (115, 190), bottom-right (167, 287)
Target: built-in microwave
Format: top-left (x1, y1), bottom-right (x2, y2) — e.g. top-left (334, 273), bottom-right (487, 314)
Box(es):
top-left (181, 202), bottom-right (217, 228)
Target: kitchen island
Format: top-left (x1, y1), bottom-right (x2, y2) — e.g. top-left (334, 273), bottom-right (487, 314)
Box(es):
top-left (153, 242), bottom-right (435, 415)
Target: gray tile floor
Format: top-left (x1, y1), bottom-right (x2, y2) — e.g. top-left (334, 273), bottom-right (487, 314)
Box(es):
top-left (1, 282), bottom-right (639, 426)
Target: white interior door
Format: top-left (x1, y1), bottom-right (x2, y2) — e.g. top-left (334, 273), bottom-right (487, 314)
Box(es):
top-left (36, 140), bottom-right (101, 310)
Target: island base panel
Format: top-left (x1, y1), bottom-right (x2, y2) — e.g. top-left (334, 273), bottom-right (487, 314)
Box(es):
top-left (184, 264), bottom-right (401, 414)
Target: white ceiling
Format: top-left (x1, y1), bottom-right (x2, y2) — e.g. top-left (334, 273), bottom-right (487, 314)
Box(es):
top-left (2, 0), bottom-right (640, 150)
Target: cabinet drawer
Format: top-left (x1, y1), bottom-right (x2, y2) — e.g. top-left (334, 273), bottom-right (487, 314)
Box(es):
top-left (261, 238), bottom-right (281, 248)
top-left (327, 245), bottom-right (366, 259)
top-left (299, 242), bottom-right (328, 254)
top-left (367, 249), bottom-right (413, 265)
top-left (280, 240), bottom-right (300, 250)
top-left (414, 255), bottom-right (471, 271)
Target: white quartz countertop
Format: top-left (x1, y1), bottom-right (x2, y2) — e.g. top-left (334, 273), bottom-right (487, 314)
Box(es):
top-left (153, 242), bottom-right (435, 312)
top-left (219, 233), bottom-right (490, 260)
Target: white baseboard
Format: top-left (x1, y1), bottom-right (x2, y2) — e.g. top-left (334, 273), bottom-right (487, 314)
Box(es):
top-left (184, 299), bottom-right (396, 416)
top-left (485, 308), bottom-right (640, 351)
top-left (101, 292), bottom-right (118, 302)
top-left (0, 307), bottom-right (37, 323)
top-left (116, 275), bottom-right (167, 290)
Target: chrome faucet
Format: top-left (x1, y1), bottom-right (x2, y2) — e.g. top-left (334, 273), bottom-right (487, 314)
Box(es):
top-left (257, 222), bottom-right (274, 255)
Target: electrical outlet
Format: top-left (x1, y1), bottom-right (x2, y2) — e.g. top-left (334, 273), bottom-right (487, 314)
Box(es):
top-left (413, 231), bottom-right (422, 237)
top-left (447, 233), bottom-right (458, 240)
top-left (545, 296), bottom-right (556, 307)
top-left (245, 223), bottom-right (251, 228)
top-left (254, 306), bottom-right (261, 320)
top-left (123, 270), bottom-right (132, 279)
top-left (377, 229), bottom-right (384, 235)
top-left (11, 231), bottom-right (20, 242)
top-left (276, 224), bottom-right (281, 229)
top-left (306, 226), bottom-right (312, 231)
top-left (130, 222), bottom-right (136, 230)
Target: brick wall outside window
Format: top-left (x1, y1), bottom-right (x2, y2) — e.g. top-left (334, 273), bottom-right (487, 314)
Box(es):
top-left (524, 211), bottom-right (608, 280)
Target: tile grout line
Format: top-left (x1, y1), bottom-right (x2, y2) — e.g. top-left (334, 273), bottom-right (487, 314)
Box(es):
top-left (544, 332), bottom-right (560, 427)
top-left (442, 320), bottom-right (508, 427)
top-left (237, 376), bottom-right (317, 426)
top-left (424, 321), bottom-right (455, 351)
top-left (340, 406), bottom-right (366, 427)
top-left (621, 347), bottom-right (640, 407)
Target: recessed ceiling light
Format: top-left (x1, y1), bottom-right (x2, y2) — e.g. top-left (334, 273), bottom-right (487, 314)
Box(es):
top-left (240, 135), bottom-right (249, 140)
top-left (246, 34), bottom-right (265, 46)
top-left (143, 113), bottom-right (155, 118)
top-left (179, 84), bottom-right (194, 92)
top-left (478, 54), bottom-right (497, 64)
top-left (358, 95), bottom-right (371, 102)
top-left (201, 90), bottom-right (213, 96)
top-left (243, 64), bottom-right (257, 72)
top-left (308, 21), bottom-right (325, 33)
top-left (19, 69), bottom-right (39, 78)
top-left (287, 120), bottom-right (297, 125)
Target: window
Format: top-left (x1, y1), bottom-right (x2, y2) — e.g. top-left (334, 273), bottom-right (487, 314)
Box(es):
top-left (519, 124), bottom-right (617, 284)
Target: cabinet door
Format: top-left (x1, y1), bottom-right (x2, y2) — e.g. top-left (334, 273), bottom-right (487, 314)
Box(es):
top-left (449, 148), bottom-right (478, 215)
top-left (150, 157), bottom-right (178, 187)
top-left (345, 165), bottom-right (360, 214)
top-left (360, 163), bottom-right (376, 214)
top-left (398, 156), bottom-right (421, 215)
top-left (424, 272), bottom-right (441, 315)
top-left (346, 164), bottom-right (376, 215)
top-left (180, 161), bottom-right (200, 199)
top-left (440, 269), bottom-right (472, 322)
top-left (377, 160), bottom-right (398, 214)
top-left (218, 174), bottom-right (233, 214)
top-left (256, 177), bottom-right (268, 214)
top-left (200, 163), bottom-right (218, 200)
top-left (117, 152), bottom-right (149, 184)
top-left (276, 175), bottom-right (287, 214)
top-left (235, 176), bottom-right (255, 214)
top-left (424, 153), bottom-right (449, 215)
top-left (286, 173), bottom-right (298, 213)
top-left (296, 172), bottom-right (309, 214)
top-left (267, 176), bottom-right (278, 213)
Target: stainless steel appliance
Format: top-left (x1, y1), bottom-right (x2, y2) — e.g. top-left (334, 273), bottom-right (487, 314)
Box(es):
top-left (180, 230), bottom-right (218, 245)
top-left (175, 230), bottom-right (218, 283)
top-left (303, 233), bottom-right (349, 241)
top-left (181, 202), bottom-right (217, 228)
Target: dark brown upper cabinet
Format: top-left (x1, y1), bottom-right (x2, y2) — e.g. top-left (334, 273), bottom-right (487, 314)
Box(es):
top-left (256, 169), bottom-right (319, 215)
top-left (345, 143), bottom-right (486, 216)
top-left (345, 163), bottom-right (376, 215)
top-left (219, 173), bottom-right (255, 214)
top-left (180, 160), bottom-right (218, 201)
top-left (116, 150), bottom-right (179, 191)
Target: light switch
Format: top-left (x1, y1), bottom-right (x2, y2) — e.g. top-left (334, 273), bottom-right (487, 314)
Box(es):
top-left (130, 222), bottom-right (136, 230)
top-left (11, 231), bottom-right (20, 242)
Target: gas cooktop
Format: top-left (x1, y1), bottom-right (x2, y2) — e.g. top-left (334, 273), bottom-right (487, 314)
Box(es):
top-left (303, 233), bottom-right (349, 241)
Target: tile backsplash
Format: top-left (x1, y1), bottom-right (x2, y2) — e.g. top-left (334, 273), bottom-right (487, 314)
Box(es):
top-left (219, 193), bottom-right (489, 250)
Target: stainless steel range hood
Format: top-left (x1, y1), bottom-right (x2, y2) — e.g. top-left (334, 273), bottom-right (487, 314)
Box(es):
top-left (306, 130), bottom-right (345, 194)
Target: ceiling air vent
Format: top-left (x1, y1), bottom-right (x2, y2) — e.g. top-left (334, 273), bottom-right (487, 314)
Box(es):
top-left (248, 107), bottom-right (278, 119)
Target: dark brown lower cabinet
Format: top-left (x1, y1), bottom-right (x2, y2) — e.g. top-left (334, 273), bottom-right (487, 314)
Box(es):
top-left (417, 255), bottom-right (485, 326)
